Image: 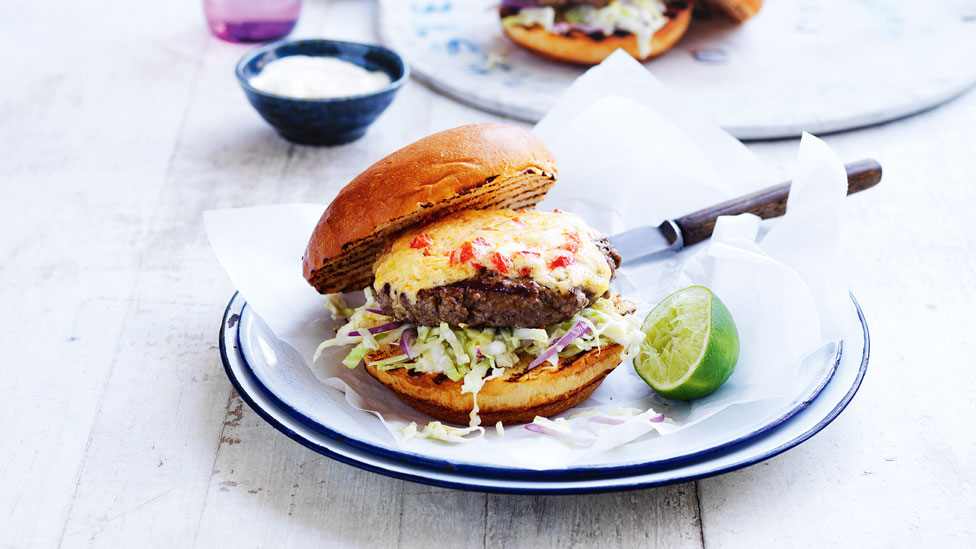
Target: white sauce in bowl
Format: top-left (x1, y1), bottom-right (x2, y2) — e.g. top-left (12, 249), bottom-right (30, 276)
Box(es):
top-left (249, 55), bottom-right (392, 99)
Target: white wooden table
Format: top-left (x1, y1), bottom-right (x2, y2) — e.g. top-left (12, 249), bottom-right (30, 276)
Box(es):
top-left (3, 1), bottom-right (974, 546)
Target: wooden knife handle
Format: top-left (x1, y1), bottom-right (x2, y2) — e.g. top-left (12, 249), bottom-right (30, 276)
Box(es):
top-left (674, 159), bottom-right (882, 247)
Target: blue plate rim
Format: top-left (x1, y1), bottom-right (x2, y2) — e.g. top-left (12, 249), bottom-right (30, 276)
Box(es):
top-left (218, 292), bottom-right (870, 493)
top-left (234, 301), bottom-right (841, 479)
top-left (220, 292), bottom-right (866, 483)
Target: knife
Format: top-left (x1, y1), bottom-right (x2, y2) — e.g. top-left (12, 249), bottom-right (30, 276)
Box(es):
top-left (611, 159), bottom-right (882, 261)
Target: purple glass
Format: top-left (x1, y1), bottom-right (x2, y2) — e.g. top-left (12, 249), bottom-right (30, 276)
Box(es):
top-left (204, 0), bottom-right (302, 43)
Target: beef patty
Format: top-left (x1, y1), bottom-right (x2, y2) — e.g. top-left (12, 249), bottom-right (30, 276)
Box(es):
top-left (374, 238), bottom-right (622, 328)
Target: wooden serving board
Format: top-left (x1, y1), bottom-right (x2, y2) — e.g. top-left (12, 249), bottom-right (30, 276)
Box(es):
top-left (378, 0), bottom-right (976, 139)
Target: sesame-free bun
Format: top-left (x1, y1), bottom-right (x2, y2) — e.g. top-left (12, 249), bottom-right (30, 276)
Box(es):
top-left (364, 295), bottom-right (636, 425)
top-left (303, 123), bottom-right (557, 294)
top-left (501, 1), bottom-right (694, 65)
top-left (699, 0), bottom-right (762, 23)
top-left (366, 343), bottom-right (623, 425)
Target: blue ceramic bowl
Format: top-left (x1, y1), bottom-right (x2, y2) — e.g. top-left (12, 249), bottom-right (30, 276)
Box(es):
top-left (236, 39), bottom-right (408, 146)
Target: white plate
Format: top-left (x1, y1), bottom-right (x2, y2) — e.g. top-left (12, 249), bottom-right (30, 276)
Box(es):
top-left (219, 292), bottom-right (869, 492)
top-left (219, 291), bottom-right (868, 486)
top-left (378, 0), bottom-right (976, 139)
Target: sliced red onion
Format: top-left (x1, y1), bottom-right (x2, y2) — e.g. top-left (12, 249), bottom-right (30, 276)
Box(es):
top-left (567, 22), bottom-right (606, 34)
top-left (524, 423), bottom-right (595, 445)
top-left (501, 0), bottom-right (541, 8)
top-left (399, 328), bottom-right (417, 359)
top-left (364, 308), bottom-right (385, 315)
top-left (348, 321), bottom-right (402, 337)
top-left (589, 416), bottom-right (625, 425)
top-left (528, 320), bottom-right (591, 370)
top-left (650, 414), bottom-right (665, 423)
top-left (541, 21), bottom-right (608, 36)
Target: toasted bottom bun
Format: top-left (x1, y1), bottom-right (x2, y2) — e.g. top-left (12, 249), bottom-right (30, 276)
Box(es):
top-left (698, 0), bottom-right (762, 23)
top-left (365, 343), bottom-right (624, 425)
top-left (501, 3), bottom-right (693, 65)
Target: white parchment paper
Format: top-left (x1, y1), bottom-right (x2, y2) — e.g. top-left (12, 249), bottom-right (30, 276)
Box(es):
top-left (205, 51), bottom-right (856, 469)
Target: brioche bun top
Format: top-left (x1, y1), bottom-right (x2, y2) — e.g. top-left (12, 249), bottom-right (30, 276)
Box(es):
top-left (303, 123), bottom-right (558, 294)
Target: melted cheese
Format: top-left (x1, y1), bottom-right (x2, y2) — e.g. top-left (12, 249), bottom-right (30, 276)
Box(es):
top-left (373, 209), bottom-right (612, 302)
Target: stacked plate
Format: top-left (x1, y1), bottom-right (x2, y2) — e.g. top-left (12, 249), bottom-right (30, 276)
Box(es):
top-left (219, 292), bottom-right (868, 494)
top-left (378, 0), bottom-right (976, 139)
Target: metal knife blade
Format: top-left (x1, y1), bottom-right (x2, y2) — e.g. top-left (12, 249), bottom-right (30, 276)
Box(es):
top-left (609, 158), bottom-right (883, 262)
top-left (610, 220), bottom-right (683, 262)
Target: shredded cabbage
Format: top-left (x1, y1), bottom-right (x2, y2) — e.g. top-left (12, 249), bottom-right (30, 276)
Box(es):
top-left (325, 294), bottom-right (355, 320)
top-left (341, 342), bottom-right (369, 369)
top-left (399, 421), bottom-right (485, 444)
top-left (525, 407), bottom-right (669, 446)
top-left (461, 364), bottom-right (505, 427)
top-left (314, 289), bottom-right (644, 428)
top-left (502, 0), bottom-right (669, 58)
top-left (525, 416), bottom-right (596, 445)
top-left (502, 6), bottom-right (556, 31)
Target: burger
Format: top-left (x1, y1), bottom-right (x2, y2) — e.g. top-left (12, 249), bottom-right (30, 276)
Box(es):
top-left (499, 0), bottom-right (696, 65)
top-left (304, 123), bottom-right (644, 428)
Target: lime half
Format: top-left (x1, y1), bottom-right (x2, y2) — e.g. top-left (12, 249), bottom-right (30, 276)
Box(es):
top-left (634, 286), bottom-right (740, 400)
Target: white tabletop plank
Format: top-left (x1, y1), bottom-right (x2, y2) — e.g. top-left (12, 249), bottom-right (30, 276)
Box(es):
top-left (2, 0), bottom-right (975, 547)
top-left (0, 1), bottom-right (212, 545)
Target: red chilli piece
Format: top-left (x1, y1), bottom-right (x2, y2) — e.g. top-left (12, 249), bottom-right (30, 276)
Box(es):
top-left (517, 250), bottom-right (540, 257)
top-left (451, 238), bottom-right (491, 268)
top-left (548, 256), bottom-right (575, 270)
top-left (560, 231), bottom-right (581, 253)
top-left (490, 252), bottom-right (510, 274)
top-left (410, 233), bottom-right (433, 249)
top-left (459, 242), bottom-right (476, 264)
top-left (519, 267), bottom-right (532, 277)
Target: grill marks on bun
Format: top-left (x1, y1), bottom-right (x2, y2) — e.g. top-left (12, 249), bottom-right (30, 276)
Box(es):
top-left (306, 169), bottom-right (556, 293)
top-left (303, 124), bottom-right (558, 294)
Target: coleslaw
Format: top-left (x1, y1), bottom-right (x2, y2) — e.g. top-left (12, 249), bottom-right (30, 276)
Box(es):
top-left (501, 0), bottom-right (670, 58)
top-left (313, 288), bottom-right (644, 429)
